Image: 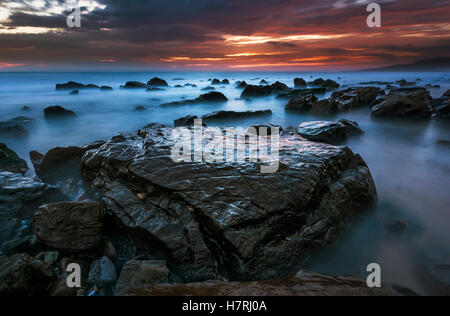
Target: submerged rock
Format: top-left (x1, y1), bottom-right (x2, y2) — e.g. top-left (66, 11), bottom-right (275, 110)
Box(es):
top-left (69, 90), bottom-right (79, 95)
top-left (114, 260), bottom-right (169, 296)
top-left (56, 81), bottom-right (99, 90)
top-left (44, 106), bottom-right (76, 120)
top-left (100, 86), bottom-right (113, 91)
top-left (296, 119), bottom-right (363, 144)
top-left (121, 81), bottom-right (147, 89)
top-left (147, 77), bottom-right (168, 87)
top-left (0, 253), bottom-right (55, 295)
top-left (202, 110), bottom-right (272, 121)
top-left (0, 143), bottom-right (28, 174)
top-left (124, 270), bottom-right (415, 296)
top-left (0, 171), bottom-right (66, 244)
top-left (201, 86), bottom-right (215, 91)
top-left (371, 90), bottom-right (433, 119)
top-left (162, 92), bottom-right (228, 106)
top-left (81, 125), bottom-right (377, 282)
top-left (33, 202), bottom-right (103, 251)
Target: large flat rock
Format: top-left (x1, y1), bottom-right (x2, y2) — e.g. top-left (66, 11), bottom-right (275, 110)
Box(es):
top-left (81, 125), bottom-right (377, 282)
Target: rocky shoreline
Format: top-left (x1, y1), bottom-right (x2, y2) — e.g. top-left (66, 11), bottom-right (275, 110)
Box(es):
top-left (2, 76), bottom-right (448, 296)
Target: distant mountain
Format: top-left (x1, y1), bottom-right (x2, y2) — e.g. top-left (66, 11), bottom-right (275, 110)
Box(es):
top-left (363, 57), bottom-right (450, 71)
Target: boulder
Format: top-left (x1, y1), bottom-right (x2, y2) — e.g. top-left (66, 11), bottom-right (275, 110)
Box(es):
top-left (371, 90), bottom-right (433, 119)
top-left (81, 125), bottom-right (377, 282)
top-left (114, 260), bottom-right (169, 296)
top-left (124, 270), bottom-right (415, 296)
top-left (294, 78), bottom-right (306, 88)
top-left (0, 253), bottom-right (55, 295)
top-left (44, 106), bottom-right (76, 120)
top-left (32, 202), bottom-right (103, 252)
top-left (202, 110), bottom-right (272, 121)
top-left (235, 81), bottom-right (248, 88)
top-left (87, 256), bottom-right (117, 294)
top-left (285, 94), bottom-right (318, 112)
top-left (0, 143), bottom-right (28, 174)
top-left (296, 119), bottom-right (362, 144)
top-left (162, 92), bottom-right (228, 106)
top-left (121, 81), bottom-right (147, 89)
top-left (174, 115), bottom-right (199, 127)
top-left (221, 79), bottom-right (230, 85)
top-left (30, 142), bottom-right (104, 185)
top-left (211, 79), bottom-right (221, 85)
top-left (241, 85), bottom-right (272, 97)
top-left (147, 77), bottom-right (168, 87)
top-left (56, 81), bottom-right (99, 90)
top-left (0, 171), bottom-right (66, 244)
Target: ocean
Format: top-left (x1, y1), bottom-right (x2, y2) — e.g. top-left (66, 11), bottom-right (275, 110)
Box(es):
top-left (1, 71), bottom-right (449, 295)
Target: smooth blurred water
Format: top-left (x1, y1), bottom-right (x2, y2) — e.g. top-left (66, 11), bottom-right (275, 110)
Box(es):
top-left (1, 71), bottom-right (449, 294)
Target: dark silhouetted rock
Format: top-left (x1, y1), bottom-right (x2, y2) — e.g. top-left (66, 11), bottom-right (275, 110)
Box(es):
top-left (432, 98), bottom-right (450, 119)
top-left (0, 171), bottom-right (66, 244)
top-left (81, 125), bottom-right (377, 282)
top-left (100, 86), bottom-right (113, 91)
top-left (211, 79), bottom-right (221, 85)
top-left (33, 202), bottom-right (103, 252)
top-left (147, 77), bottom-right (168, 87)
top-left (396, 79), bottom-right (415, 87)
top-left (294, 78), bottom-right (306, 88)
top-left (308, 78), bottom-right (340, 90)
top-left (371, 90), bottom-right (433, 119)
top-left (69, 90), bottom-right (79, 95)
top-left (235, 81), bottom-right (248, 88)
top-left (114, 260), bottom-right (169, 296)
top-left (201, 86), bottom-right (215, 91)
top-left (260, 79), bottom-right (269, 85)
top-left (124, 270), bottom-right (415, 296)
top-left (277, 88), bottom-right (327, 99)
top-left (241, 85), bottom-right (272, 97)
top-left (121, 81), bottom-right (147, 89)
top-left (285, 94), bottom-right (318, 112)
top-left (331, 86), bottom-right (383, 111)
top-left (222, 79), bottom-right (230, 85)
top-left (0, 253), bottom-right (55, 295)
top-left (134, 105), bottom-right (146, 111)
top-left (44, 106), bottom-right (76, 120)
top-left (202, 110), bottom-right (272, 121)
top-left (162, 92), bottom-right (228, 106)
top-left (56, 81), bottom-right (99, 90)
top-left (0, 143), bottom-right (28, 174)
top-left (174, 115), bottom-right (199, 127)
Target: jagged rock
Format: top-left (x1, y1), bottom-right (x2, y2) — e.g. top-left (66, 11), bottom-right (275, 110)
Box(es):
top-left (235, 81), bottom-right (248, 88)
top-left (32, 202), bottom-right (103, 251)
top-left (330, 87), bottom-right (384, 111)
top-left (44, 106), bottom-right (76, 120)
top-left (100, 86), bottom-right (113, 91)
top-left (81, 125), bottom-right (377, 282)
top-left (0, 253), bottom-right (56, 295)
top-left (260, 79), bottom-right (269, 85)
top-left (285, 94), bottom-right (318, 112)
top-left (121, 81), bottom-right (147, 89)
top-left (202, 110), bottom-right (272, 121)
top-left (87, 256), bottom-right (117, 294)
top-left (124, 270), bottom-right (415, 296)
top-left (0, 171), bottom-right (66, 244)
top-left (114, 260), bottom-right (169, 296)
top-left (30, 142), bottom-right (104, 185)
top-left (294, 78), bottom-right (306, 88)
top-left (0, 143), bottom-right (28, 174)
top-left (371, 90), bottom-right (433, 119)
top-left (56, 81), bottom-right (99, 90)
top-left (162, 92), bottom-right (228, 106)
top-left (296, 119), bottom-right (362, 144)
top-left (147, 77), bottom-right (168, 87)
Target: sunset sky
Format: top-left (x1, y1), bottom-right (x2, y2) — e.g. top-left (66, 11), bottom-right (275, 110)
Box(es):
top-left (0, 0), bottom-right (449, 71)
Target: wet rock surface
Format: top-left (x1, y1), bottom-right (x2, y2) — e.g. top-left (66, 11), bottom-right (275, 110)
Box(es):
top-left (44, 106), bottom-right (76, 120)
top-left (32, 202), bottom-right (103, 252)
top-left (371, 90), bottom-right (433, 119)
top-left (285, 94), bottom-right (318, 112)
top-left (0, 143), bottom-right (28, 175)
top-left (125, 270), bottom-right (416, 296)
top-left (81, 125), bottom-right (377, 282)
top-left (0, 171), bottom-right (66, 244)
top-left (296, 119), bottom-right (363, 144)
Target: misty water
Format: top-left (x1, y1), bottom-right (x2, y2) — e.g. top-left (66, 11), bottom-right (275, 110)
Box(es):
top-left (1, 71), bottom-right (449, 295)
